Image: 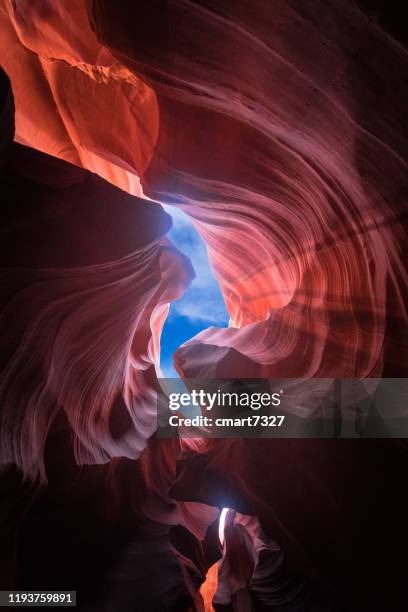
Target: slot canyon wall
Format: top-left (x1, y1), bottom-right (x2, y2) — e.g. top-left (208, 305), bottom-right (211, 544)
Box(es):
top-left (0, 1), bottom-right (407, 610)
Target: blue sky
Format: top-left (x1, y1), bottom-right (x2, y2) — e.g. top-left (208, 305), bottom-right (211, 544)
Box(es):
top-left (160, 206), bottom-right (229, 377)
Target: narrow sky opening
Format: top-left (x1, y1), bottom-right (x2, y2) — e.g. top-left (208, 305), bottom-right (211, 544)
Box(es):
top-left (218, 507), bottom-right (230, 546)
top-left (160, 206), bottom-right (229, 377)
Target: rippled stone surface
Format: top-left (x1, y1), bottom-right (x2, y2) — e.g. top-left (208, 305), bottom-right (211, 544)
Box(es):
top-left (0, 1), bottom-right (407, 610)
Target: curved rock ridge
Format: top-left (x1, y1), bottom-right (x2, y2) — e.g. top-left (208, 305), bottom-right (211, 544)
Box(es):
top-left (0, 243), bottom-right (191, 479)
top-left (0, 0), bottom-right (159, 195)
top-left (0, 69), bottom-right (195, 479)
top-left (92, 0), bottom-right (407, 378)
top-left (1, 0), bottom-right (407, 379)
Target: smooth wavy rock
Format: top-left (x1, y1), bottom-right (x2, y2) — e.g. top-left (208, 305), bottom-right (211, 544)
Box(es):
top-left (1, 1), bottom-right (408, 610)
top-left (91, 0), bottom-right (407, 379)
top-left (0, 69), bottom-right (194, 479)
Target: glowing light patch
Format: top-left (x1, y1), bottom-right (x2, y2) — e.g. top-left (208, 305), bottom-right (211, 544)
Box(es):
top-left (218, 507), bottom-right (230, 545)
